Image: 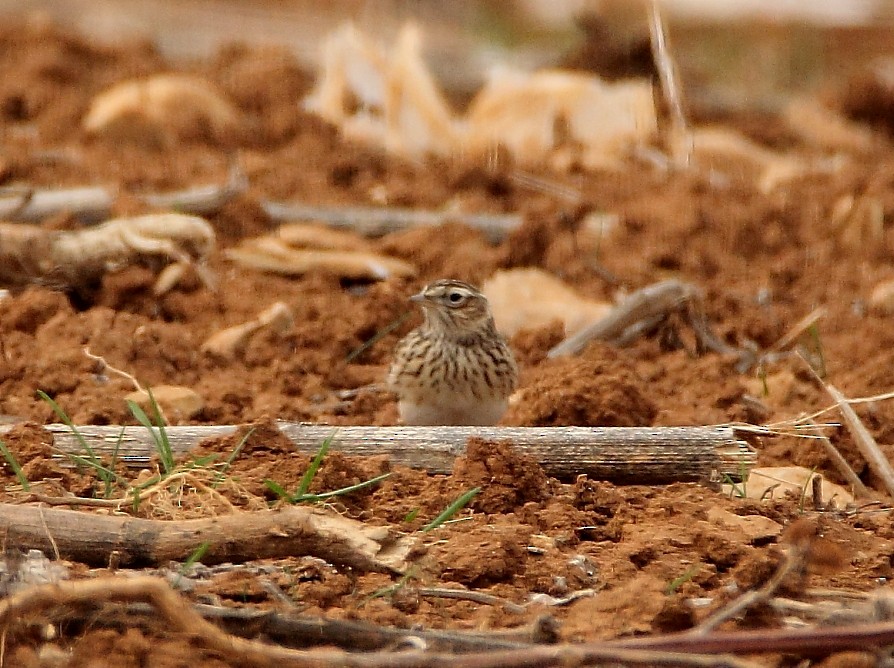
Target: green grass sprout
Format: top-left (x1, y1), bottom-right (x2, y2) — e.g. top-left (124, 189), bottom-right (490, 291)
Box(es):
top-left (422, 487), bottom-right (480, 532)
top-left (264, 431), bottom-right (390, 503)
top-left (0, 438), bottom-right (29, 491)
top-left (212, 427), bottom-right (255, 487)
top-left (39, 390), bottom-right (119, 496)
top-left (293, 431), bottom-right (335, 498)
top-left (665, 565), bottom-right (700, 595)
top-left (127, 388), bottom-right (175, 474)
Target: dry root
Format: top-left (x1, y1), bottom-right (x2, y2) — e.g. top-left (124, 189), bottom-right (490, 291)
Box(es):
top-left (0, 213), bottom-right (215, 294)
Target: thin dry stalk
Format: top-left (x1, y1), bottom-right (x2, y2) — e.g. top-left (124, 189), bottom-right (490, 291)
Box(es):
top-left (417, 587), bottom-right (526, 614)
top-left (691, 550), bottom-right (804, 634)
top-left (548, 280), bottom-right (706, 358)
top-left (825, 383), bottom-right (894, 499)
top-left (83, 347), bottom-right (144, 393)
top-left (648, 0), bottom-right (692, 168)
top-left (768, 307), bottom-right (826, 352)
top-left (806, 419), bottom-right (872, 499)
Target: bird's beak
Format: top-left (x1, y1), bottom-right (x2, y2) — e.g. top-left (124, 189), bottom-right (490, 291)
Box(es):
top-left (409, 292), bottom-right (426, 304)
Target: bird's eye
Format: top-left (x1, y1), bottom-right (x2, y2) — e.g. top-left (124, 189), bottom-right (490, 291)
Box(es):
top-left (448, 292), bottom-right (464, 304)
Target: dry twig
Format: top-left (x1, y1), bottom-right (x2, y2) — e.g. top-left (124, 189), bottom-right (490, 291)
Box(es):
top-left (806, 419), bottom-right (872, 499)
top-left (0, 503), bottom-right (412, 572)
top-left (825, 383), bottom-right (894, 499)
top-left (0, 171), bottom-right (244, 224)
top-left (1, 576), bottom-right (762, 667)
top-left (690, 548), bottom-right (804, 634)
top-left (261, 200), bottom-right (522, 244)
top-left (547, 280), bottom-right (742, 362)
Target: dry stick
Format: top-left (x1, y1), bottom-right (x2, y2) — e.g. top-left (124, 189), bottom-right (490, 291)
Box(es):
top-left (1, 422), bottom-right (757, 484)
top-left (648, 0), bottom-right (692, 168)
top-left (768, 307), bottom-right (826, 353)
top-left (612, 621), bottom-right (894, 656)
top-left (690, 551), bottom-right (804, 635)
top-left (125, 602), bottom-right (549, 652)
top-left (417, 587), bottom-right (526, 614)
top-left (0, 186), bottom-right (114, 223)
top-left (140, 164), bottom-right (247, 215)
top-left (13, 575), bottom-right (894, 665)
top-left (548, 280), bottom-right (699, 358)
top-left (806, 419), bottom-right (872, 500)
top-left (261, 200), bottom-right (522, 244)
top-left (825, 383), bottom-right (894, 499)
top-left (0, 176), bottom-right (244, 224)
top-left (0, 577), bottom-right (763, 668)
top-left (0, 577), bottom-right (317, 666)
top-left (0, 502), bottom-right (412, 572)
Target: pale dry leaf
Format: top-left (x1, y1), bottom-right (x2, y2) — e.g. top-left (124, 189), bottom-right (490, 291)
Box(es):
top-left (304, 22), bottom-right (458, 158)
top-left (83, 74), bottom-right (242, 143)
top-left (722, 466), bottom-right (854, 506)
top-left (706, 507), bottom-right (782, 542)
top-left (465, 68), bottom-right (656, 169)
top-left (202, 301), bottom-right (294, 359)
top-left (124, 385), bottom-right (204, 422)
top-left (227, 236), bottom-right (416, 280)
top-left (482, 268), bottom-right (611, 337)
top-left (784, 97), bottom-right (876, 153)
top-left (304, 22), bottom-right (654, 168)
top-left (277, 222), bottom-right (371, 252)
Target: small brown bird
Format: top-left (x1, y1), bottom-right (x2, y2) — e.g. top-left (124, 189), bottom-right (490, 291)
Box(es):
top-left (388, 279), bottom-right (518, 425)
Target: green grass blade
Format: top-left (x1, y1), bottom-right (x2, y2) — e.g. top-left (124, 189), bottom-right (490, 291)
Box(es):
top-left (38, 391), bottom-right (115, 487)
top-left (293, 431), bottom-right (336, 499)
top-left (127, 395), bottom-right (175, 474)
top-left (182, 541), bottom-right (211, 570)
top-left (51, 448), bottom-right (119, 482)
top-left (665, 565), bottom-right (700, 595)
top-left (263, 479), bottom-right (292, 501)
top-left (147, 388), bottom-right (175, 473)
top-left (0, 438), bottom-right (29, 491)
top-left (213, 427), bottom-right (254, 488)
top-left (422, 487), bottom-right (480, 532)
top-left (294, 472), bottom-right (391, 503)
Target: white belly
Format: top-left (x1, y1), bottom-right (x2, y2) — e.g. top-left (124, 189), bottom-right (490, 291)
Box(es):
top-left (399, 396), bottom-right (508, 426)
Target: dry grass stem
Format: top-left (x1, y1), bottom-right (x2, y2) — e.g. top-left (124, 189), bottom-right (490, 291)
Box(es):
top-left (826, 383), bottom-right (894, 499)
top-left (768, 307), bottom-right (826, 352)
top-left (807, 419), bottom-right (872, 499)
top-left (83, 347), bottom-right (144, 393)
top-left (648, 0), bottom-right (692, 168)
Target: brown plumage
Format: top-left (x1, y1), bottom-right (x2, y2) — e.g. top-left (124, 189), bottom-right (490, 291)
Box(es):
top-left (387, 279), bottom-right (518, 426)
